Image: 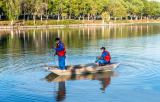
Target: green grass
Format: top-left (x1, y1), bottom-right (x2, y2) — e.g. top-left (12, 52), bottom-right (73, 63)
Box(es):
top-left (0, 20), bottom-right (84, 26)
top-left (114, 20), bottom-right (130, 23)
top-left (133, 23), bottom-right (160, 25)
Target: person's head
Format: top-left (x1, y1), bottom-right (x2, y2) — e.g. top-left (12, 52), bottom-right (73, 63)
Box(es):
top-left (55, 38), bottom-right (60, 44)
top-left (100, 47), bottom-right (105, 52)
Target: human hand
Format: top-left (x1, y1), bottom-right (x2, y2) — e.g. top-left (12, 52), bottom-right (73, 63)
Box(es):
top-left (52, 47), bottom-right (56, 49)
top-left (54, 54), bottom-right (56, 56)
top-left (95, 60), bottom-right (98, 63)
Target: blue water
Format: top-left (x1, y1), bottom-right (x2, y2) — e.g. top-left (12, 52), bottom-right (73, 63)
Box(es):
top-left (0, 25), bottom-right (160, 102)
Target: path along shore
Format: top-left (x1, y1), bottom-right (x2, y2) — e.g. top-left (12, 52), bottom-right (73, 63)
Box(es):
top-left (1, 22), bottom-right (160, 30)
top-left (0, 23), bottom-right (134, 30)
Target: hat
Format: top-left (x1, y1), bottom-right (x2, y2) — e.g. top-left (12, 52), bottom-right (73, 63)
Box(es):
top-left (55, 38), bottom-right (60, 41)
top-left (100, 47), bottom-right (105, 50)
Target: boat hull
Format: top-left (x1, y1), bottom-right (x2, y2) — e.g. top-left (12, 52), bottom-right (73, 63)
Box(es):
top-left (40, 63), bottom-right (120, 75)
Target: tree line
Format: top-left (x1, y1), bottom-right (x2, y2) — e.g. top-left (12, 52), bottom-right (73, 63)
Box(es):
top-left (0, 0), bottom-right (160, 23)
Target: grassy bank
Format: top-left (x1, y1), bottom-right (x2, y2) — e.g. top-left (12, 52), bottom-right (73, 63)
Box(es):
top-left (0, 19), bottom-right (160, 26)
top-left (0, 20), bottom-right (84, 26)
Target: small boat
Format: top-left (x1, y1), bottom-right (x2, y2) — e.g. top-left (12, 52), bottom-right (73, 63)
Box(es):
top-left (40, 63), bottom-right (120, 76)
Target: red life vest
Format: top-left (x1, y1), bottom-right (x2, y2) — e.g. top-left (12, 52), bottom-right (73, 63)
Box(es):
top-left (56, 41), bottom-right (66, 57)
top-left (102, 50), bottom-right (111, 62)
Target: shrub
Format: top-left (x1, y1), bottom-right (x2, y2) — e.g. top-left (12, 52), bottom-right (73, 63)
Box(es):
top-left (29, 21), bottom-right (34, 25)
top-left (36, 21), bottom-right (43, 25)
top-left (46, 20), bottom-right (84, 25)
top-left (101, 12), bottom-right (110, 23)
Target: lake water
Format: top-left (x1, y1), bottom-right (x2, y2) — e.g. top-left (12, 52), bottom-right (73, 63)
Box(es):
top-left (0, 25), bottom-right (160, 102)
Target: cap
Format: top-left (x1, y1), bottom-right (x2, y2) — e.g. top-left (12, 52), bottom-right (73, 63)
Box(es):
top-left (100, 47), bottom-right (105, 50)
top-left (55, 38), bottom-right (60, 41)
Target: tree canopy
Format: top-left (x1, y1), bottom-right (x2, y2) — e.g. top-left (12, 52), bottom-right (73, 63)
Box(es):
top-left (0, 0), bottom-right (160, 21)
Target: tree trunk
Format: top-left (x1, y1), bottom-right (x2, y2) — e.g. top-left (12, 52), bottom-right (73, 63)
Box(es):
top-left (79, 15), bottom-right (80, 20)
top-left (109, 14), bottom-right (110, 20)
top-left (83, 14), bottom-right (84, 23)
top-left (127, 14), bottom-right (129, 20)
top-left (147, 17), bottom-right (148, 23)
top-left (17, 16), bottom-right (18, 20)
top-left (141, 14), bottom-right (142, 19)
top-left (27, 15), bottom-right (29, 21)
top-left (115, 16), bottom-right (116, 22)
top-left (34, 15), bottom-right (36, 25)
top-left (46, 14), bottom-right (48, 23)
top-left (102, 18), bottom-right (104, 23)
top-left (24, 12), bottom-right (25, 24)
top-left (41, 14), bottom-right (42, 21)
top-left (58, 12), bottom-right (60, 21)
top-left (131, 15), bottom-right (132, 20)
top-left (46, 0), bottom-right (47, 24)
top-left (0, 14), bottom-right (1, 20)
top-left (88, 13), bottom-right (89, 20)
top-left (70, 13), bottom-right (71, 19)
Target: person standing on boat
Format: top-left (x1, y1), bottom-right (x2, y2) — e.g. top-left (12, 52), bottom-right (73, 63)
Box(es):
top-left (95, 47), bottom-right (111, 65)
top-left (52, 38), bottom-right (66, 70)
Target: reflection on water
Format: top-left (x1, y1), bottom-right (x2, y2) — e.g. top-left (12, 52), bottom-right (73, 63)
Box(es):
top-left (57, 81), bottom-right (66, 101)
top-left (0, 25), bottom-right (160, 102)
top-left (45, 72), bottom-right (117, 101)
top-left (0, 25), bottom-right (159, 54)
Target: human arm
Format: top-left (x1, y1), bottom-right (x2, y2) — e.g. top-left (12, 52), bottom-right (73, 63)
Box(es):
top-left (55, 43), bottom-right (64, 51)
top-left (54, 51), bottom-right (58, 56)
top-left (102, 52), bottom-right (108, 59)
top-left (97, 56), bottom-right (103, 60)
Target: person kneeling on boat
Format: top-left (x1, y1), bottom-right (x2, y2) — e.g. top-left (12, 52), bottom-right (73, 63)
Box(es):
top-left (95, 47), bottom-right (111, 66)
top-left (52, 38), bottom-right (66, 70)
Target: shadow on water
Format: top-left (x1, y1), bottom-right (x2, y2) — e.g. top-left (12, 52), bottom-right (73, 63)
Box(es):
top-left (45, 71), bottom-right (118, 101)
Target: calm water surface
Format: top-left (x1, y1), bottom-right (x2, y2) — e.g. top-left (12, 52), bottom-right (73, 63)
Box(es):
top-left (0, 25), bottom-right (160, 102)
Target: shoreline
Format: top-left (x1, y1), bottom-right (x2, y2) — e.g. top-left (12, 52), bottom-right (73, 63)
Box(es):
top-left (0, 22), bottom-right (160, 30)
top-left (0, 23), bottom-right (133, 30)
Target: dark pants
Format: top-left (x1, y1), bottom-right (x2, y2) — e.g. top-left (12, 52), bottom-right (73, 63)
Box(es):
top-left (58, 55), bottom-right (66, 70)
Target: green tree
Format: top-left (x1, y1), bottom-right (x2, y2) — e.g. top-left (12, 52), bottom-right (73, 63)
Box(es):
top-left (132, 0), bottom-right (144, 20)
top-left (116, 5), bottom-right (127, 20)
top-left (91, 0), bottom-right (103, 20)
top-left (2, 0), bottom-right (20, 21)
top-left (101, 0), bottom-right (110, 20)
top-left (50, 0), bottom-right (68, 20)
top-left (119, 0), bottom-right (128, 19)
top-left (153, 1), bottom-right (160, 19)
top-left (101, 11), bottom-right (110, 23)
top-left (126, 1), bottom-right (134, 20)
top-left (85, 0), bottom-right (92, 20)
top-left (68, 0), bottom-right (78, 19)
top-left (148, 2), bottom-right (156, 20)
top-left (141, 0), bottom-right (150, 19)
